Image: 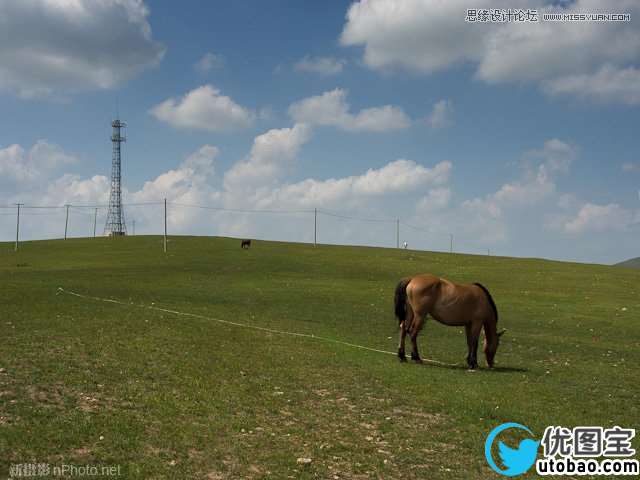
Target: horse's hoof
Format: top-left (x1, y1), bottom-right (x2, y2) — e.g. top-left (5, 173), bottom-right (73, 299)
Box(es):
top-left (398, 348), bottom-right (407, 363)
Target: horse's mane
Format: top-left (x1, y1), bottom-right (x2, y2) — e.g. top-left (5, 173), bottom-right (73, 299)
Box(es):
top-left (473, 283), bottom-right (498, 322)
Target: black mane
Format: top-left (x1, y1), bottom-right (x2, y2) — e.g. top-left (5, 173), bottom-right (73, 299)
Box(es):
top-left (473, 282), bottom-right (498, 322)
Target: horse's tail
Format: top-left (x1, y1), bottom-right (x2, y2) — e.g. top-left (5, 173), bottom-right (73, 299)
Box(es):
top-left (394, 278), bottom-right (411, 324)
top-left (473, 282), bottom-right (498, 323)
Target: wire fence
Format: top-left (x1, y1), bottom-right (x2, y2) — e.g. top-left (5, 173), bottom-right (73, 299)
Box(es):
top-left (0, 200), bottom-right (492, 255)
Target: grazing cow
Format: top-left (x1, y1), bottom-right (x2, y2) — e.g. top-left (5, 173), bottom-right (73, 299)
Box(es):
top-left (241, 239), bottom-right (252, 249)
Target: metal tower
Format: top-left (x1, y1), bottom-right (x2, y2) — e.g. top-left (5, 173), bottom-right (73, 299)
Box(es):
top-left (104, 118), bottom-right (127, 236)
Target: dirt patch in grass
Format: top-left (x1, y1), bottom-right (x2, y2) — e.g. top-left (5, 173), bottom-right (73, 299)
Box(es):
top-left (26, 384), bottom-right (67, 408)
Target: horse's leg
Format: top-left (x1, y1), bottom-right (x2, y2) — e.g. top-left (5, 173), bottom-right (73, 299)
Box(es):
top-left (398, 306), bottom-right (413, 362)
top-left (410, 313), bottom-right (426, 363)
top-left (465, 321), bottom-right (482, 369)
top-left (398, 321), bottom-right (407, 362)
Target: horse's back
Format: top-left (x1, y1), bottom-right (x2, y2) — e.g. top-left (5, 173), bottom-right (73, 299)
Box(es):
top-left (406, 274), bottom-right (491, 326)
top-left (406, 274), bottom-right (442, 311)
top-left (408, 273), bottom-right (440, 288)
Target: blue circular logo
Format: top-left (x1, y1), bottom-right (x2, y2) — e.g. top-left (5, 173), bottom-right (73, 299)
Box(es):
top-left (485, 422), bottom-right (540, 477)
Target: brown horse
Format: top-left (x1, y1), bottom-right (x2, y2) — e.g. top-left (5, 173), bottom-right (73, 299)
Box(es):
top-left (241, 239), bottom-right (252, 249)
top-left (394, 274), bottom-right (505, 369)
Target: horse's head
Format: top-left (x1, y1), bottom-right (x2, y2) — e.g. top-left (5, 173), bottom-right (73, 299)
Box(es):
top-left (484, 328), bottom-right (506, 368)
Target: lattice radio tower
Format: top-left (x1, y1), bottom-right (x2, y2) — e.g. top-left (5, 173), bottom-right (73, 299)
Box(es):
top-left (104, 117), bottom-right (127, 236)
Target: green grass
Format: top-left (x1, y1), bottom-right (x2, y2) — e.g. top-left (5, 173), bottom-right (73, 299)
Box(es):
top-left (1, 236), bottom-right (639, 479)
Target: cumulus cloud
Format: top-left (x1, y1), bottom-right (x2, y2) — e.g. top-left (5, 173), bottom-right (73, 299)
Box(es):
top-left (150, 85), bottom-right (255, 131)
top-left (341, 0), bottom-right (495, 73)
top-left (0, 143), bottom-right (223, 238)
top-left (40, 174), bottom-right (111, 206)
top-left (0, 0), bottom-right (165, 98)
top-left (341, 0), bottom-right (640, 105)
top-left (543, 65), bottom-right (640, 105)
top-left (416, 187), bottom-right (451, 212)
top-left (253, 159), bottom-right (451, 209)
top-left (133, 144), bottom-right (219, 203)
top-left (194, 52), bottom-right (223, 73)
top-left (426, 99), bottom-right (454, 128)
top-left (564, 203), bottom-right (640, 234)
top-left (0, 140), bottom-right (77, 184)
top-left (223, 124), bottom-right (312, 194)
top-left (288, 88), bottom-right (410, 131)
top-left (294, 56), bottom-right (347, 75)
top-left (9, 130), bottom-right (636, 260)
top-left (130, 145), bottom-right (221, 230)
top-left (464, 139), bottom-right (577, 218)
top-left (440, 138), bottom-right (578, 247)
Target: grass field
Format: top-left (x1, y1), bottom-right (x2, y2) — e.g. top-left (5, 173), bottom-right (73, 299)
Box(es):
top-left (1, 236), bottom-right (639, 479)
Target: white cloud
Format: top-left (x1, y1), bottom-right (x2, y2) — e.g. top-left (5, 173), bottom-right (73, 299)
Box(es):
top-left (340, 0), bottom-right (495, 73)
top-left (223, 123), bottom-right (312, 194)
top-left (527, 138), bottom-right (577, 176)
top-left (133, 144), bottom-right (219, 204)
top-left (622, 162), bottom-right (640, 173)
top-left (404, 140), bottom-right (578, 249)
top-left (417, 187), bottom-right (451, 211)
top-left (7, 131), bottom-right (637, 262)
top-left (40, 174), bottom-right (110, 206)
top-left (451, 139), bottom-right (576, 245)
top-left (341, 0), bottom-right (640, 105)
top-left (251, 160), bottom-right (451, 210)
top-left (476, 1), bottom-right (640, 87)
top-left (294, 56), bottom-right (347, 75)
top-left (426, 99), bottom-right (454, 128)
top-left (352, 159), bottom-right (450, 194)
top-left (466, 139), bottom-right (576, 218)
top-left (0, 144), bottom-right (31, 183)
top-left (288, 88), bottom-right (410, 131)
top-left (0, 143), bottom-right (223, 238)
top-left (564, 203), bottom-right (640, 234)
top-left (543, 65), bottom-right (640, 105)
top-left (194, 52), bottom-right (223, 73)
top-left (150, 85), bottom-right (255, 131)
top-left (0, 0), bottom-right (165, 98)
top-left (182, 144), bottom-right (218, 177)
top-left (0, 140), bottom-right (77, 183)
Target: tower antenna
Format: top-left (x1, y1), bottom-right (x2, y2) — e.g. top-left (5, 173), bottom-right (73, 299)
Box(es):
top-left (104, 116), bottom-right (127, 236)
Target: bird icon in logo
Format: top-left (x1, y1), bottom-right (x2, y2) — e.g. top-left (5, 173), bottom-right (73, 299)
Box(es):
top-left (485, 423), bottom-right (540, 477)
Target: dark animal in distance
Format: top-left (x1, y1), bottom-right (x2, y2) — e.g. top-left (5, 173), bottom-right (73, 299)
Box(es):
top-left (241, 239), bottom-right (252, 249)
top-left (394, 274), bottom-right (505, 369)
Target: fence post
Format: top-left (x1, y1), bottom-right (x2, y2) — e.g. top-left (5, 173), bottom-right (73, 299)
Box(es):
top-left (163, 198), bottom-right (167, 253)
top-left (396, 218), bottom-right (399, 248)
top-left (314, 208), bottom-right (317, 247)
top-left (14, 203), bottom-right (22, 252)
top-left (449, 233), bottom-right (453, 254)
top-left (93, 208), bottom-right (97, 237)
top-left (64, 204), bottom-right (70, 240)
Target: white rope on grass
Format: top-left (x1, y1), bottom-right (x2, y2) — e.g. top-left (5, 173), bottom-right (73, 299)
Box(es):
top-left (56, 287), bottom-right (459, 367)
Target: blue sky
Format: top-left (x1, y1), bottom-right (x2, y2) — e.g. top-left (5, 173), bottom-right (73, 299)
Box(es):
top-left (0, 0), bottom-right (639, 264)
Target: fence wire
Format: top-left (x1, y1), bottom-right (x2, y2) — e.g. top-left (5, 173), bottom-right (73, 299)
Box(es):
top-left (0, 201), bottom-right (491, 255)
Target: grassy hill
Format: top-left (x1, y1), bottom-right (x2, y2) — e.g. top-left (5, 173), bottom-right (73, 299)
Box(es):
top-left (1, 236), bottom-right (639, 479)
top-left (616, 257), bottom-right (640, 269)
